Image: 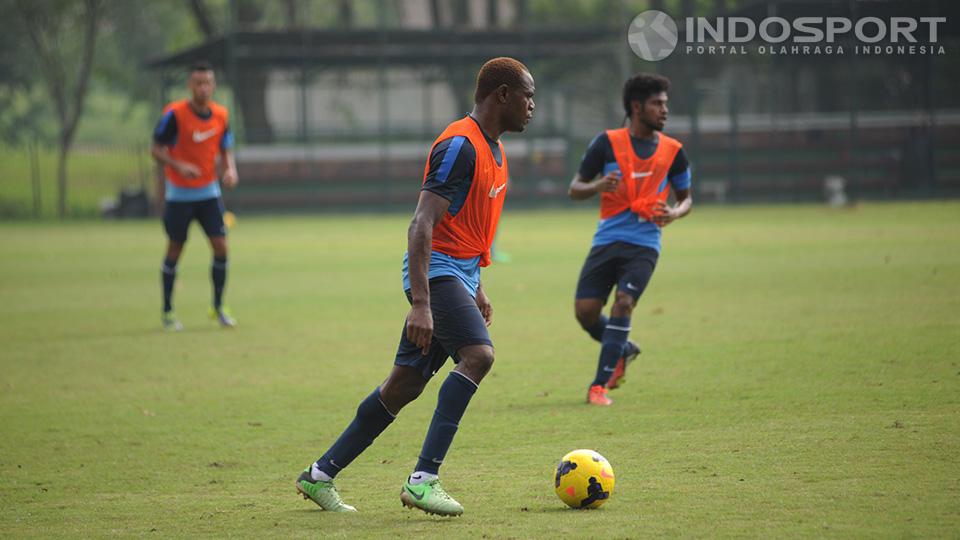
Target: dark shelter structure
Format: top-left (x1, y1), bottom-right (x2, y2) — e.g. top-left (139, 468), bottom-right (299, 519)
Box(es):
top-left (146, 0), bottom-right (960, 212)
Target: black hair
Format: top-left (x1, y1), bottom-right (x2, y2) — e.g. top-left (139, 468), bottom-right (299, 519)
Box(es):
top-left (189, 61), bottom-right (214, 74)
top-left (622, 73), bottom-right (670, 116)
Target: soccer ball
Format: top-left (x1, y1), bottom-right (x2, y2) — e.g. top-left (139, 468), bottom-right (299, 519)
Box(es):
top-left (554, 449), bottom-right (616, 509)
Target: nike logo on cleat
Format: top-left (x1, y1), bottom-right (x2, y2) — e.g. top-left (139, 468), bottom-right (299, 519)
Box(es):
top-left (406, 486), bottom-right (425, 500)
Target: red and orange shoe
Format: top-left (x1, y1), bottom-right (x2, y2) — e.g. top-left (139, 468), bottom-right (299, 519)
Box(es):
top-left (606, 340), bottom-right (640, 390)
top-left (587, 385), bottom-right (613, 406)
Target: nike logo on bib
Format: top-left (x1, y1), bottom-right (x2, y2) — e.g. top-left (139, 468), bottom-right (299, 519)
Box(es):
top-left (488, 183), bottom-right (506, 198)
top-left (632, 171), bottom-right (652, 179)
top-left (192, 128), bottom-right (219, 143)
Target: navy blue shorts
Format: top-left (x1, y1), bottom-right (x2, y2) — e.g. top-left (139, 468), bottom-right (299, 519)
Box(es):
top-left (163, 198), bottom-right (226, 243)
top-left (575, 242), bottom-right (659, 303)
top-left (395, 276), bottom-right (492, 381)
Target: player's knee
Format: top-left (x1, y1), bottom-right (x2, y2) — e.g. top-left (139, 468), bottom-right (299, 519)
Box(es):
top-left (166, 242), bottom-right (184, 261)
top-left (459, 345), bottom-right (495, 380)
top-left (612, 293), bottom-right (635, 315)
top-left (574, 303), bottom-right (600, 328)
top-left (380, 376), bottom-right (426, 412)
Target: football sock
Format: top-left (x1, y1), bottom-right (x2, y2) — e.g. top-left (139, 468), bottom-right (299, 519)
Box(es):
top-left (161, 258), bottom-right (177, 312)
top-left (314, 387), bottom-right (395, 479)
top-left (211, 256), bottom-right (227, 309)
top-left (407, 471), bottom-right (439, 485)
top-left (585, 314), bottom-right (609, 342)
top-left (309, 463), bottom-right (332, 482)
top-left (414, 371), bottom-right (478, 475)
top-left (592, 316), bottom-right (631, 387)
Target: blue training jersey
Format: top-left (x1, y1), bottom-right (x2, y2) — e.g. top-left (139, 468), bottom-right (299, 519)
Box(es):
top-left (579, 132), bottom-right (691, 252)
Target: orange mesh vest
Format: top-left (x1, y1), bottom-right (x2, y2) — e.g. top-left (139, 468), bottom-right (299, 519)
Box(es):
top-left (425, 117), bottom-right (508, 267)
top-left (163, 100), bottom-right (229, 188)
top-left (599, 128), bottom-right (682, 220)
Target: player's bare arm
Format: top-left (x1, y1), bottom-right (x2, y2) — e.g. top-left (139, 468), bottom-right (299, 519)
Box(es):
top-left (652, 188), bottom-right (692, 227)
top-left (220, 149), bottom-right (239, 189)
top-left (475, 282), bottom-right (493, 327)
top-left (568, 170), bottom-right (621, 200)
top-left (151, 143), bottom-right (200, 178)
top-left (405, 190), bottom-right (452, 354)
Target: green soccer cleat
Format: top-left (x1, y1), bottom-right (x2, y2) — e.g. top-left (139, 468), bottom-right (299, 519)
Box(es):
top-left (208, 306), bottom-right (237, 328)
top-left (295, 467), bottom-right (356, 512)
top-left (400, 478), bottom-right (464, 516)
top-left (162, 311), bottom-right (183, 332)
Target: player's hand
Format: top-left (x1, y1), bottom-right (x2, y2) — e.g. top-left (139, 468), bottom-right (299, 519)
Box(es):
top-left (222, 168), bottom-right (239, 190)
top-left (651, 200), bottom-right (678, 226)
top-left (475, 288), bottom-right (493, 327)
top-left (176, 162), bottom-right (201, 179)
top-left (405, 303), bottom-right (433, 356)
top-left (593, 171), bottom-right (621, 193)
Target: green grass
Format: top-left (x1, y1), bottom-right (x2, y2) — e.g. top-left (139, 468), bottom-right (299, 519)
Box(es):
top-left (0, 145), bottom-right (149, 219)
top-left (1, 202), bottom-right (959, 538)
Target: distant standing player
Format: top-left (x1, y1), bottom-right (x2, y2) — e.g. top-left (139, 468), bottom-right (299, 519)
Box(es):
top-left (295, 57), bottom-right (535, 516)
top-left (568, 73), bottom-right (692, 406)
top-left (151, 62), bottom-right (238, 330)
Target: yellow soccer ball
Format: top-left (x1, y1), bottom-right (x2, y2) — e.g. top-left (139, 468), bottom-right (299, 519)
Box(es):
top-left (554, 449), bottom-right (616, 509)
top-left (223, 211), bottom-right (236, 230)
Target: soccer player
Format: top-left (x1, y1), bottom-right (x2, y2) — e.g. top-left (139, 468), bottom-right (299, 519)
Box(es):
top-left (568, 73), bottom-right (692, 406)
top-left (295, 57), bottom-right (535, 516)
top-left (151, 62), bottom-right (238, 331)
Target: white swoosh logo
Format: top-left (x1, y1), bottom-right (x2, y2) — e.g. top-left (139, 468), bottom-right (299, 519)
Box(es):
top-left (488, 183), bottom-right (507, 198)
top-left (192, 128), bottom-right (218, 143)
top-left (632, 171), bottom-right (652, 179)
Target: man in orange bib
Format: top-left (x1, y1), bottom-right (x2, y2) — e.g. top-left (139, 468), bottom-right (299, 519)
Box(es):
top-left (568, 73), bottom-right (693, 406)
top-left (151, 62), bottom-right (238, 331)
top-left (295, 58), bottom-right (535, 516)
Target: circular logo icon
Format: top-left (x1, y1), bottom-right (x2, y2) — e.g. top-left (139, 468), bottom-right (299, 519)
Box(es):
top-left (628, 10), bottom-right (678, 61)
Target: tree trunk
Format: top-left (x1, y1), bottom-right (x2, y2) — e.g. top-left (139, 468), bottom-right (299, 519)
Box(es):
top-left (57, 139), bottom-right (69, 218)
top-left (17, 0), bottom-right (101, 219)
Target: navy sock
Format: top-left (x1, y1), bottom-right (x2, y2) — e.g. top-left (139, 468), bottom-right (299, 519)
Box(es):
top-left (415, 371), bottom-right (478, 475)
top-left (161, 258), bottom-right (177, 312)
top-left (211, 256), bottom-right (227, 309)
top-left (584, 314), bottom-right (609, 342)
top-left (315, 388), bottom-right (395, 479)
top-left (592, 316), bottom-right (631, 387)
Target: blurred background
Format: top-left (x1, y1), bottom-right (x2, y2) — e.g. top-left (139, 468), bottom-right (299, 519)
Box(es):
top-left (1, 0), bottom-right (958, 219)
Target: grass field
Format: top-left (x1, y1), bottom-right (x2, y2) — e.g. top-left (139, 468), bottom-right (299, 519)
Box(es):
top-left (1, 202), bottom-right (959, 538)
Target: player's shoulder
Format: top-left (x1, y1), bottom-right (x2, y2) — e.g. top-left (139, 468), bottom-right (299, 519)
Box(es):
top-left (659, 132), bottom-right (683, 149)
top-left (434, 135), bottom-right (477, 158)
top-left (588, 130), bottom-right (613, 148)
top-left (208, 100), bottom-right (229, 120)
top-left (162, 99), bottom-right (189, 115)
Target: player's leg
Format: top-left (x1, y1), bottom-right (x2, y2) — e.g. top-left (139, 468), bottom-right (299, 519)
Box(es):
top-left (161, 202), bottom-right (191, 331)
top-left (199, 198), bottom-right (234, 327)
top-left (574, 245), bottom-right (619, 342)
top-left (298, 309), bottom-right (442, 511)
top-left (401, 277), bottom-right (491, 516)
top-left (600, 246), bottom-right (659, 392)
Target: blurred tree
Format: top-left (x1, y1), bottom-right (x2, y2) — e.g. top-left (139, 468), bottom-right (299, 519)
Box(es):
top-left (186, 0), bottom-right (274, 143)
top-left (14, 0), bottom-right (103, 218)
